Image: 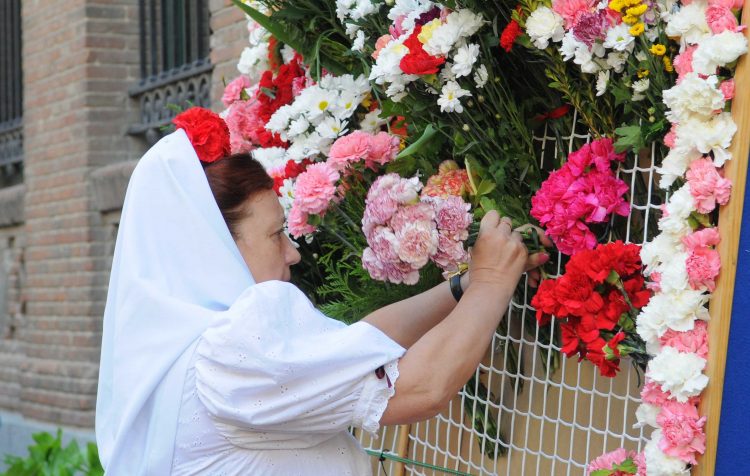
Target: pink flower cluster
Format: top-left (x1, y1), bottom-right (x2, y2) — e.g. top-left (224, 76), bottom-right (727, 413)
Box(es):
top-left (222, 76), bottom-right (251, 108)
top-left (328, 131), bottom-right (400, 172)
top-left (531, 138), bottom-right (630, 255)
top-left (686, 158), bottom-right (732, 214)
top-left (586, 448), bottom-right (645, 476)
top-left (288, 162), bottom-right (340, 237)
top-left (682, 227), bottom-right (722, 292)
top-left (361, 174), bottom-right (471, 284)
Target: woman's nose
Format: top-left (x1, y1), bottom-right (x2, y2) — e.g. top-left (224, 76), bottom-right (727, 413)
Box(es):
top-left (286, 236), bottom-right (302, 265)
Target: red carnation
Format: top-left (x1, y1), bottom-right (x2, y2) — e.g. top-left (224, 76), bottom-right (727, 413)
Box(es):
top-left (500, 19), bottom-right (522, 52)
top-left (399, 25), bottom-right (445, 75)
top-left (173, 107), bottom-right (231, 163)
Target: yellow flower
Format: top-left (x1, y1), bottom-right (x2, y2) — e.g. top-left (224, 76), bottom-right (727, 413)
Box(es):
top-left (637, 68), bottom-right (650, 78)
top-left (361, 93), bottom-right (372, 108)
top-left (625, 4), bottom-right (649, 16)
top-left (663, 56), bottom-right (674, 72)
top-left (417, 19), bottom-right (442, 44)
top-left (609, 0), bottom-right (625, 12)
top-left (622, 14), bottom-right (639, 25)
top-left (629, 23), bottom-right (645, 36)
top-left (649, 44), bottom-right (666, 56)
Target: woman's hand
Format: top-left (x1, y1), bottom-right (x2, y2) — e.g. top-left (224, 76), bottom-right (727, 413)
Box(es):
top-left (514, 223), bottom-right (553, 288)
top-left (468, 211), bottom-right (528, 290)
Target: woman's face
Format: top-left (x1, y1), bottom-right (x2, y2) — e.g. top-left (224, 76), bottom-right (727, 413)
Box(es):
top-left (234, 189), bottom-right (301, 283)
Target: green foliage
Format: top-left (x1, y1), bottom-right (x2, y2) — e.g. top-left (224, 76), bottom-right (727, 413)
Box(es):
top-left (2, 430), bottom-right (103, 476)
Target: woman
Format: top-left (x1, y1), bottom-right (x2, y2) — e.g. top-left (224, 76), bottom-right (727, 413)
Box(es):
top-left (96, 111), bottom-right (549, 475)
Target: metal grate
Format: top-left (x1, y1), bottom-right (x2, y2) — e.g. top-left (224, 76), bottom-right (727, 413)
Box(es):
top-left (360, 112), bottom-right (666, 475)
top-left (0, 0), bottom-right (23, 187)
top-left (129, 0), bottom-right (212, 144)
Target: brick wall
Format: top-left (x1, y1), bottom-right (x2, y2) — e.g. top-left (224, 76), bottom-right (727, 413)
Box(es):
top-left (0, 0), bottom-right (247, 447)
top-left (13, 0), bottom-right (142, 429)
top-left (209, 0), bottom-right (248, 110)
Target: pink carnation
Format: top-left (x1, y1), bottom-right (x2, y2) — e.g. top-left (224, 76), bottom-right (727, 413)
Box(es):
top-left (367, 132), bottom-right (401, 169)
top-left (373, 34), bottom-right (394, 60)
top-left (394, 221), bottom-right (439, 268)
top-left (682, 227), bottom-right (721, 250)
top-left (222, 76), bottom-right (251, 107)
top-left (706, 5), bottom-right (739, 34)
top-left (708, 0), bottom-right (743, 9)
top-left (328, 131), bottom-right (371, 171)
top-left (587, 448), bottom-right (644, 476)
top-left (659, 321), bottom-right (709, 359)
top-left (431, 196), bottom-right (472, 240)
top-left (287, 205), bottom-right (316, 238)
top-left (663, 123), bottom-right (678, 149)
top-left (293, 162), bottom-right (340, 215)
top-left (686, 158), bottom-right (732, 213)
top-left (364, 174), bottom-right (404, 226)
top-left (685, 246), bottom-right (721, 291)
top-left (720, 79), bottom-right (735, 100)
top-left (572, 11), bottom-right (610, 47)
top-left (432, 232), bottom-right (470, 272)
top-left (553, 0), bottom-right (596, 28)
top-left (657, 401), bottom-right (707, 464)
top-left (224, 99), bottom-right (267, 154)
top-left (389, 202), bottom-right (435, 235)
top-left (674, 46), bottom-right (697, 81)
top-left (641, 378), bottom-right (671, 406)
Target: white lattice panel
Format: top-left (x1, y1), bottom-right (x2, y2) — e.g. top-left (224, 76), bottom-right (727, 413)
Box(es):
top-left (359, 112), bottom-right (665, 475)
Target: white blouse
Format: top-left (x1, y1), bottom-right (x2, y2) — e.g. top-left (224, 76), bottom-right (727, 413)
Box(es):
top-left (171, 281), bottom-right (405, 475)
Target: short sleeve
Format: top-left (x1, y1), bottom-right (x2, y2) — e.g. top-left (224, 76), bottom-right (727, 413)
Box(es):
top-left (194, 281), bottom-right (405, 438)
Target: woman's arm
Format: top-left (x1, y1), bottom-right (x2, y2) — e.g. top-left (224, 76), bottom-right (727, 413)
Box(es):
top-left (379, 211), bottom-right (530, 425)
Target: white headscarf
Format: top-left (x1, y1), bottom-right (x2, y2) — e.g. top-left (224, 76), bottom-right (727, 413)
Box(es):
top-left (95, 130), bottom-right (254, 474)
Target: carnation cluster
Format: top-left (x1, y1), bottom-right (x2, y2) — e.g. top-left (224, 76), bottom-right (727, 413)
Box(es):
top-left (369, 0), bottom-right (488, 112)
top-left (531, 137), bottom-right (630, 256)
top-left (532, 241), bottom-right (650, 377)
top-left (361, 173), bottom-right (471, 284)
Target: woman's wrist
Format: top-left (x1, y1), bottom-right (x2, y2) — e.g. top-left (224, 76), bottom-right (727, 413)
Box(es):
top-left (460, 271), bottom-right (470, 293)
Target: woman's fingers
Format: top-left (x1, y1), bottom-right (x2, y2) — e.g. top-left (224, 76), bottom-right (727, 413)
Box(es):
top-left (480, 210), bottom-right (501, 233)
top-left (515, 223), bottom-right (554, 248)
top-left (528, 270), bottom-right (540, 288)
top-left (526, 251), bottom-right (550, 271)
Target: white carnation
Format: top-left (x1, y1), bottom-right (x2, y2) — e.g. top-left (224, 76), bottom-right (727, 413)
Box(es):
top-left (676, 112), bottom-right (737, 166)
top-left (657, 251), bottom-right (690, 292)
top-left (635, 403), bottom-right (660, 428)
top-left (280, 45), bottom-right (296, 64)
top-left (237, 43), bottom-right (271, 82)
top-left (560, 31), bottom-right (584, 61)
top-left (637, 289), bottom-right (708, 347)
top-left (525, 7), bottom-right (565, 50)
top-left (692, 30), bottom-right (748, 75)
top-left (644, 431), bottom-right (690, 476)
top-left (657, 144), bottom-right (703, 189)
top-left (452, 43), bottom-right (480, 78)
top-left (663, 73), bottom-right (725, 123)
top-left (664, 3), bottom-right (710, 45)
top-left (437, 81), bottom-right (471, 113)
top-left (657, 185), bottom-right (695, 236)
top-left (606, 51), bottom-right (629, 73)
top-left (640, 232), bottom-right (682, 275)
top-left (647, 347), bottom-right (708, 402)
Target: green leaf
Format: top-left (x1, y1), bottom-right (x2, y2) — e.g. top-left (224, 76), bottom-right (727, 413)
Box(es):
top-left (476, 180), bottom-right (497, 196)
top-left (614, 125), bottom-right (645, 153)
top-left (396, 124), bottom-right (438, 160)
top-left (385, 155), bottom-right (417, 175)
top-left (590, 470), bottom-right (612, 476)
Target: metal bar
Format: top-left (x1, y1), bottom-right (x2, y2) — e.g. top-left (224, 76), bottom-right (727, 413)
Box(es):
top-left (138, 0), bottom-right (147, 79)
top-left (14, 0), bottom-right (22, 123)
top-left (1, 0), bottom-right (8, 125)
top-left (175, 0), bottom-right (185, 68)
top-left (127, 61), bottom-right (212, 96)
top-left (162, 0), bottom-right (173, 72)
top-left (196, 0), bottom-right (206, 60)
top-left (184, 0), bottom-right (192, 64)
top-left (149, 0), bottom-right (157, 77)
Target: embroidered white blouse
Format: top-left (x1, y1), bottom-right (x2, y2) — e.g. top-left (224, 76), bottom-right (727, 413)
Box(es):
top-left (171, 281), bottom-right (405, 475)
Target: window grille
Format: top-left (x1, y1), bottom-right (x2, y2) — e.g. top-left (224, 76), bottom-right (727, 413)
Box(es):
top-left (129, 0), bottom-right (212, 144)
top-left (0, 0), bottom-right (23, 187)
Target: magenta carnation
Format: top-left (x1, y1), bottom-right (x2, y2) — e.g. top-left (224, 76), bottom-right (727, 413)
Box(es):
top-left (531, 138), bottom-right (629, 255)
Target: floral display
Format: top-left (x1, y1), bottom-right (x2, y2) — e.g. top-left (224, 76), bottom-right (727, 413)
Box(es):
top-left (531, 137), bottom-right (630, 255)
top-left (531, 241), bottom-right (650, 377)
top-left (216, 0), bottom-right (749, 472)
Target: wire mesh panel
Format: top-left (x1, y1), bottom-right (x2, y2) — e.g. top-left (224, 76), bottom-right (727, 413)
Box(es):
top-left (358, 112), bottom-right (664, 475)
